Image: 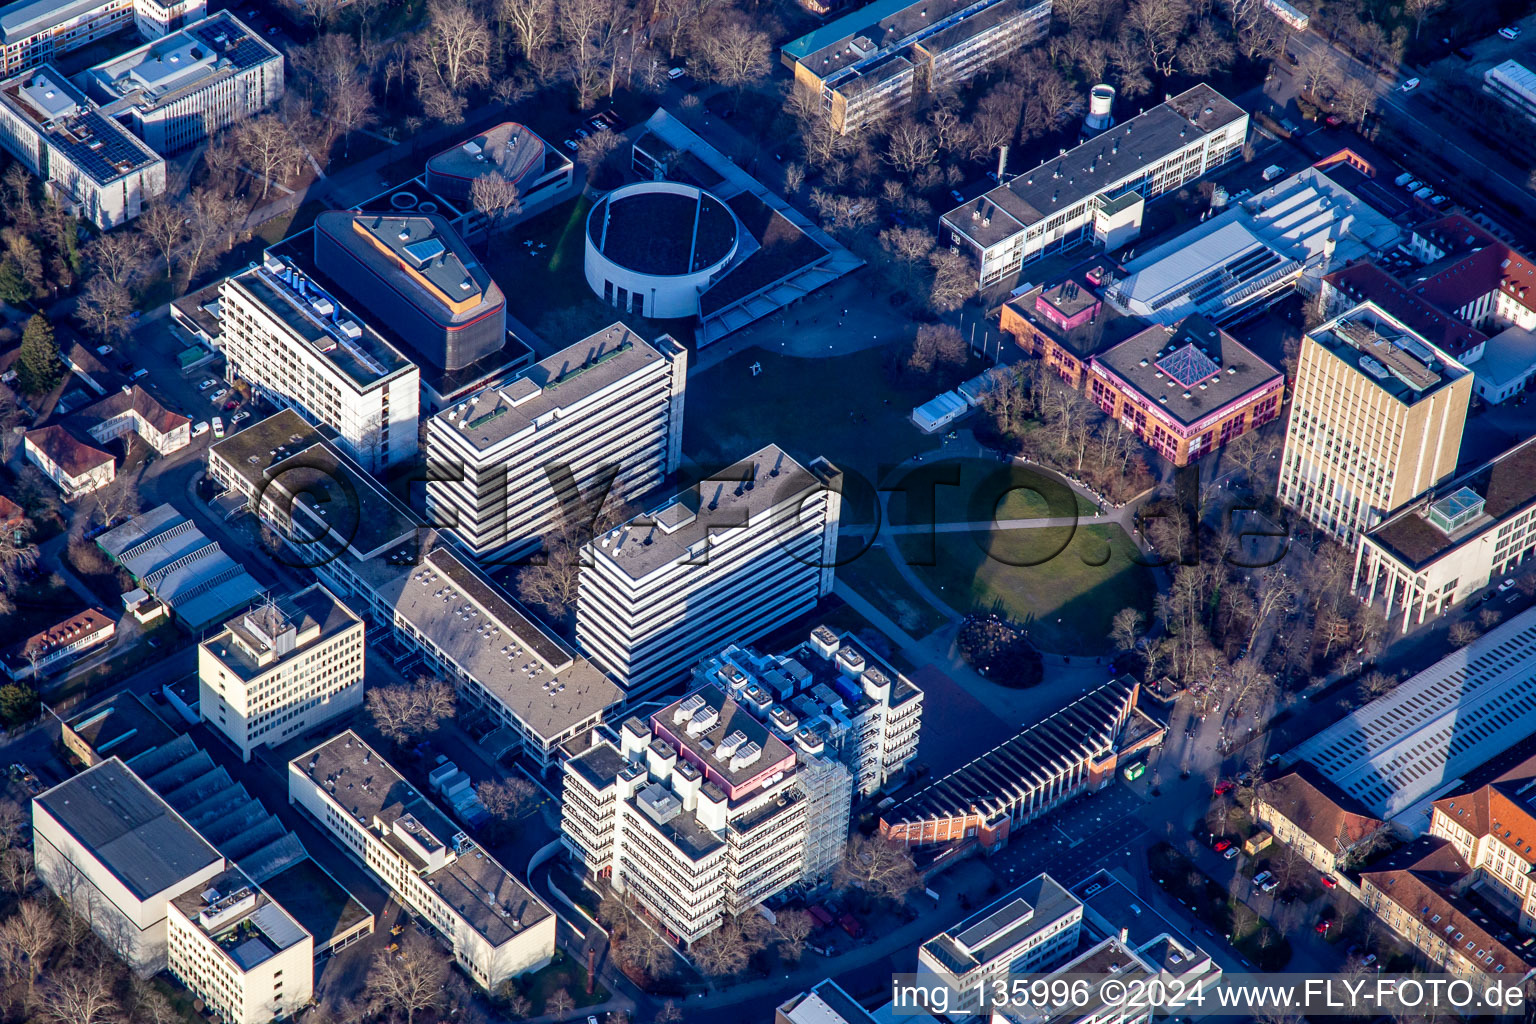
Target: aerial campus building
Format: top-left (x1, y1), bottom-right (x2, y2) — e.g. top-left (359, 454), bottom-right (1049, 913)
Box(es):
top-left (77, 11), bottom-right (283, 154)
top-left (426, 324), bottom-right (687, 563)
top-left (562, 686), bottom-right (848, 946)
top-left (1101, 165), bottom-right (1400, 326)
top-left (1277, 302), bottom-right (1473, 543)
top-left (0, 65), bottom-right (164, 227)
top-left (315, 211), bottom-right (506, 374)
top-left (1356, 435), bottom-right (1536, 632)
top-left (425, 120), bottom-right (573, 207)
top-left (1085, 315), bottom-right (1284, 467)
top-left (218, 251), bottom-right (421, 473)
top-left (198, 584), bottom-right (365, 761)
top-left (0, 0), bottom-right (206, 77)
top-left (780, 0), bottom-right (1052, 135)
top-left (941, 84), bottom-right (1248, 289)
top-left (690, 625), bottom-right (924, 797)
top-left (576, 444), bottom-right (842, 697)
top-left (880, 677), bottom-right (1165, 850)
top-left (96, 503), bottom-right (264, 632)
top-left (289, 731), bottom-right (556, 989)
top-left (1290, 605), bottom-right (1536, 822)
top-left (584, 181), bottom-right (742, 319)
top-left (209, 410), bottom-right (624, 767)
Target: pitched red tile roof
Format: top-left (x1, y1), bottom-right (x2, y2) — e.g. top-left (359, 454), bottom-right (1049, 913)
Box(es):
top-left (1257, 766), bottom-right (1385, 852)
top-left (1325, 262), bottom-right (1486, 354)
top-left (0, 495), bottom-right (21, 524)
top-left (80, 385), bottom-right (190, 435)
top-left (15, 608), bottom-right (113, 662)
top-left (23, 426), bottom-right (112, 478)
top-left (1361, 838), bottom-right (1535, 977)
top-left (1432, 760), bottom-right (1536, 867)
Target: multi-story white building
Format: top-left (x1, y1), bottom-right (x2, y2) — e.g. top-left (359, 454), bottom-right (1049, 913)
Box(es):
top-left (940, 84), bottom-right (1247, 289)
top-left (22, 424), bottom-right (115, 498)
top-left (198, 584), bottom-right (364, 762)
top-left (782, 0), bottom-right (1052, 134)
top-left (0, 0), bottom-right (205, 77)
top-left (914, 873), bottom-right (1084, 1018)
top-left (166, 866), bottom-right (313, 1024)
top-left (288, 731), bottom-right (556, 990)
top-left (427, 324), bottom-right (686, 563)
top-left (1356, 435), bottom-right (1536, 631)
top-left (691, 625), bottom-right (923, 797)
top-left (562, 686), bottom-right (829, 946)
top-left (0, 66), bottom-right (164, 227)
top-left (207, 411), bottom-right (624, 768)
top-left (79, 11), bottom-right (283, 154)
top-left (577, 443), bottom-right (842, 696)
top-left (218, 253), bottom-right (420, 473)
top-left (1277, 302), bottom-right (1473, 543)
top-left (33, 758), bottom-right (226, 973)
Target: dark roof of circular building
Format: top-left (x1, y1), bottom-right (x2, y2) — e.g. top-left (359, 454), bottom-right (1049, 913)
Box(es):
top-left (588, 188), bottom-right (737, 276)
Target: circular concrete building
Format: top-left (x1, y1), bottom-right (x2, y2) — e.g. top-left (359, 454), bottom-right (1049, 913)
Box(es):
top-left (584, 182), bottom-right (740, 319)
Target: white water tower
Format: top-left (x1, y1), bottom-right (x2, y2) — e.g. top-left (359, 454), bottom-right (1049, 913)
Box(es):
top-left (1085, 84), bottom-right (1116, 134)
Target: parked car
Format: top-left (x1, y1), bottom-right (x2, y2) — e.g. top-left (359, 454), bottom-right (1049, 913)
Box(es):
top-left (231, 410), bottom-right (250, 424)
top-left (667, 67), bottom-right (685, 79)
top-left (1224, 846), bottom-right (1239, 860)
top-left (1252, 871), bottom-right (1273, 887)
top-left (1362, 953), bottom-right (1377, 966)
top-left (1399, 77), bottom-right (1420, 91)
top-left (1404, 179), bottom-right (1423, 191)
top-left (1499, 578), bottom-right (1517, 592)
top-left (224, 399), bottom-right (240, 411)
top-left (1324, 114), bottom-right (1342, 127)
top-left (209, 388), bottom-right (228, 403)
top-left (1414, 186), bottom-right (1434, 199)
top-left (1214, 780), bottom-right (1235, 795)
top-left (1429, 194), bottom-right (1448, 206)
top-left (130, 368), bottom-right (149, 381)
top-left (562, 139), bottom-right (578, 152)
top-left (1213, 839), bottom-right (1232, 852)
top-left (1321, 875), bottom-right (1338, 888)
top-left (838, 913), bottom-right (864, 939)
top-left (950, 189), bottom-right (965, 203)
top-left (1261, 878), bottom-right (1279, 892)
top-left (211, 417), bottom-right (225, 439)
top-left (191, 421), bottom-right (210, 438)
top-left (1315, 919), bottom-right (1332, 934)
top-left (1394, 172), bottom-right (1415, 187)
top-left (96, 345), bottom-right (113, 356)
top-left (1499, 25), bottom-right (1521, 39)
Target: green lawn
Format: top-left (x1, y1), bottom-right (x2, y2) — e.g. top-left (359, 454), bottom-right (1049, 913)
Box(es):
top-left (837, 546), bottom-right (950, 639)
top-left (517, 949), bottom-right (610, 1013)
top-left (886, 457), bottom-right (1100, 528)
top-left (895, 524), bottom-right (1156, 654)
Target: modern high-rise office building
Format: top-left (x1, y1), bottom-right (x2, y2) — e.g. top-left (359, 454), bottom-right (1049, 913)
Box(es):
top-left (1277, 301), bottom-right (1473, 542)
top-left (576, 444), bottom-right (841, 697)
top-left (218, 252), bottom-right (420, 473)
top-left (561, 686), bottom-right (838, 945)
top-left (426, 324), bottom-right (686, 563)
top-left (197, 585), bottom-right (365, 761)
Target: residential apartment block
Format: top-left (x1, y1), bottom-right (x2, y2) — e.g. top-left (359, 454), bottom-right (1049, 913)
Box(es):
top-left (0, 66), bottom-right (164, 227)
top-left (289, 732), bottom-right (556, 989)
top-left (79, 12), bottom-right (283, 154)
top-left (562, 686), bottom-right (835, 945)
top-left (218, 252), bottom-right (421, 472)
top-left (198, 585), bottom-right (364, 761)
top-left (577, 444), bottom-right (841, 697)
top-left (914, 872), bottom-right (1083, 1018)
top-left (165, 866), bottom-right (313, 1024)
top-left (426, 324), bottom-right (686, 563)
top-left (1085, 315), bottom-right (1284, 466)
top-left (1430, 753), bottom-right (1536, 934)
top-left (782, 0), bottom-right (1051, 134)
top-left (208, 411), bottom-right (623, 767)
top-left (0, 0), bottom-right (205, 77)
top-left (1253, 767), bottom-right (1386, 876)
top-left (941, 85), bottom-right (1247, 288)
top-left (691, 625), bottom-right (923, 796)
top-left (1277, 302), bottom-right (1472, 542)
top-left (1357, 436), bottom-right (1536, 631)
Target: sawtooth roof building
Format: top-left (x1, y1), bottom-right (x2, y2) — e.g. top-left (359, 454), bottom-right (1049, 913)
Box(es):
top-left (97, 503), bottom-right (264, 630)
top-left (1290, 605), bottom-right (1536, 824)
top-left (880, 677), bottom-right (1165, 852)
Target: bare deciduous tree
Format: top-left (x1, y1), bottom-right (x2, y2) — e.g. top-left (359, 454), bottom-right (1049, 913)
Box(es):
top-left (690, 920), bottom-right (754, 978)
top-left (235, 116), bottom-right (298, 201)
top-left (469, 172), bottom-right (522, 234)
top-left (325, 75), bottom-right (378, 159)
top-left (38, 966), bottom-right (115, 1024)
top-left (545, 988), bottom-right (576, 1018)
top-left (498, 0), bottom-right (555, 61)
top-left (75, 277), bottom-right (134, 343)
top-left (415, 0), bottom-right (493, 95)
top-left (365, 678), bottom-right (456, 745)
top-left (833, 835), bottom-right (922, 902)
top-left (927, 250), bottom-right (972, 314)
top-left (365, 934), bottom-right (447, 1024)
top-left (0, 899), bottom-right (56, 991)
top-left (696, 17), bottom-right (770, 96)
top-left (476, 775), bottom-right (539, 823)
top-left (86, 233), bottom-right (147, 289)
